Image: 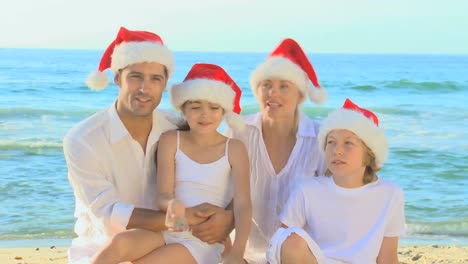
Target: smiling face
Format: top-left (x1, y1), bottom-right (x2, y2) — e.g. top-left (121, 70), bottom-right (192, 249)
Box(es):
top-left (256, 78), bottom-right (304, 120)
top-left (325, 129), bottom-right (367, 184)
top-left (181, 100), bottom-right (224, 134)
top-left (114, 62), bottom-right (167, 119)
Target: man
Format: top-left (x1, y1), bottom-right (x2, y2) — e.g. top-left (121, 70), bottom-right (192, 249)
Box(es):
top-left (64, 27), bottom-right (233, 263)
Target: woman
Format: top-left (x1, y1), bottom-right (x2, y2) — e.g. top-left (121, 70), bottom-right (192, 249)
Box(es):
top-left (227, 38), bottom-right (328, 263)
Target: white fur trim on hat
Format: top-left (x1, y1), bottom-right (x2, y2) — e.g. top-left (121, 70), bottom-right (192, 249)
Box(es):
top-left (250, 57), bottom-right (309, 99)
top-left (318, 108), bottom-right (388, 167)
top-left (170, 79), bottom-right (236, 112)
top-left (86, 71), bottom-right (109, 91)
top-left (111, 41), bottom-right (175, 76)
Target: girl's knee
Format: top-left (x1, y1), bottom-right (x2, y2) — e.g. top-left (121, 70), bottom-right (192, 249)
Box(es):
top-left (108, 232), bottom-right (131, 255)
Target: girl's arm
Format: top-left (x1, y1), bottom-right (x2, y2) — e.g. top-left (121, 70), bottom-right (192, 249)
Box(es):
top-left (377, 236), bottom-right (399, 264)
top-left (226, 139), bottom-right (252, 262)
top-left (156, 131), bottom-right (177, 212)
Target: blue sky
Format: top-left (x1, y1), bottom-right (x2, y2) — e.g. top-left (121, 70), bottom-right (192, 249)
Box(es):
top-left (1, 0), bottom-right (467, 54)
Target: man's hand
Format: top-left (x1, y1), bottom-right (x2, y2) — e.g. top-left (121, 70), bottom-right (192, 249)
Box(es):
top-left (189, 203), bottom-right (234, 244)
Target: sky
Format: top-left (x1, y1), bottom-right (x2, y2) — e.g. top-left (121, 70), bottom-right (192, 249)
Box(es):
top-left (1, 0), bottom-right (467, 54)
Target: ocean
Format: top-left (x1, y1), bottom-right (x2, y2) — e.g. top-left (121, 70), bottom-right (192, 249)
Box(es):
top-left (0, 49), bottom-right (467, 246)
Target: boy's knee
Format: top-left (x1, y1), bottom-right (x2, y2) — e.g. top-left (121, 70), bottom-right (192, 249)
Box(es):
top-left (281, 233), bottom-right (309, 253)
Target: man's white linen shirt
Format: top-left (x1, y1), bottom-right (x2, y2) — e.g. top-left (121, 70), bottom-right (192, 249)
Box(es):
top-left (63, 105), bottom-right (176, 263)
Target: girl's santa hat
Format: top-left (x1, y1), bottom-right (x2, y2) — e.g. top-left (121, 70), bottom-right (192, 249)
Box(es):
top-left (170, 63), bottom-right (245, 130)
top-left (318, 98), bottom-right (388, 167)
top-left (86, 26), bottom-right (175, 90)
top-left (250, 38), bottom-right (327, 104)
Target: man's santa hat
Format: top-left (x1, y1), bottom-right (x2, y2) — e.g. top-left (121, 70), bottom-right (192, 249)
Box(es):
top-left (250, 38), bottom-right (327, 104)
top-left (318, 98), bottom-right (388, 167)
top-left (86, 26), bottom-right (175, 90)
top-left (170, 63), bottom-right (245, 130)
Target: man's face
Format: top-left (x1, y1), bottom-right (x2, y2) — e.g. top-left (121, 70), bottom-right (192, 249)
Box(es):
top-left (115, 62), bottom-right (167, 119)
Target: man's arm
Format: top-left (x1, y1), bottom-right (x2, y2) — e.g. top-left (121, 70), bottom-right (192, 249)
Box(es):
top-left (65, 135), bottom-right (173, 234)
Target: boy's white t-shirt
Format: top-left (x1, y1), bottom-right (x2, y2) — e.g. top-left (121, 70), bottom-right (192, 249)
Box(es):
top-left (280, 176), bottom-right (405, 263)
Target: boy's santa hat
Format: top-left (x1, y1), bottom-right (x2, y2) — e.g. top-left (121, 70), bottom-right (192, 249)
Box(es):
top-left (250, 38), bottom-right (327, 104)
top-left (170, 63), bottom-right (245, 130)
top-left (86, 26), bottom-right (175, 90)
top-left (318, 98), bottom-right (388, 167)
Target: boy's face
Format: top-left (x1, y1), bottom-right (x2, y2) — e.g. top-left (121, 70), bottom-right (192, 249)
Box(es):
top-left (115, 62), bottom-right (167, 119)
top-left (325, 129), bottom-right (366, 184)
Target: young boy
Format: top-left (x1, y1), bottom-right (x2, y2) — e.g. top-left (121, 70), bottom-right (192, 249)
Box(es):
top-left (267, 98), bottom-right (406, 264)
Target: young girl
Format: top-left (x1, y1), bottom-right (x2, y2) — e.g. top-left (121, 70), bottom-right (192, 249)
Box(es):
top-left (91, 63), bottom-right (251, 264)
top-left (267, 99), bottom-right (406, 264)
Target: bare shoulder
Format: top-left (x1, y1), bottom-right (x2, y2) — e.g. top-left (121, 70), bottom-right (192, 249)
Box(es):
top-left (159, 129), bottom-right (177, 142)
top-left (228, 138), bottom-right (247, 154)
top-left (158, 130), bottom-right (178, 150)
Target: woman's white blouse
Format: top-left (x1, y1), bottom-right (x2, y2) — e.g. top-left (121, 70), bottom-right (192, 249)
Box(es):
top-left (227, 112), bottom-right (326, 263)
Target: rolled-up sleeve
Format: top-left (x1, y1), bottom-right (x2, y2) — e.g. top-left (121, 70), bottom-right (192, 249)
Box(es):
top-left (64, 136), bottom-right (134, 235)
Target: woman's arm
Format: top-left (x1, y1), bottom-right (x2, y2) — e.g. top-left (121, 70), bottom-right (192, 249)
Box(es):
top-left (377, 236), bottom-right (399, 264)
top-left (226, 139), bottom-right (252, 261)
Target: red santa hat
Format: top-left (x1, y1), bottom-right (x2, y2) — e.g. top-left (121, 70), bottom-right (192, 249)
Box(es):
top-left (170, 63), bottom-right (245, 130)
top-left (318, 98), bottom-right (388, 167)
top-left (250, 38), bottom-right (327, 104)
top-left (86, 26), bottom-right (175, 90)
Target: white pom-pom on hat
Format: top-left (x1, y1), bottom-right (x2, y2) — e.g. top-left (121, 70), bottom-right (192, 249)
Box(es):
top-left (86, 71), bottom-right (109, 91)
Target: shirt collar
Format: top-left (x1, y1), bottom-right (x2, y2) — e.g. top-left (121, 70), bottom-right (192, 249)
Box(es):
top-left (107, 104), bottom-right (177, 144)
top-left (108, 104), bottom-right (129, 143)
top-left (245, 112), bottom-right (317, 138)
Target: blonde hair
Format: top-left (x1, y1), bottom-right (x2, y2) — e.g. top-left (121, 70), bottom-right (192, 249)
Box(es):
top-left (324, 137), bottom-right (380, 185)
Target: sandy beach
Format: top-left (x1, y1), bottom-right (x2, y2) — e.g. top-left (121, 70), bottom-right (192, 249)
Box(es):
top-left (0, 245), bottom-right (466, 264)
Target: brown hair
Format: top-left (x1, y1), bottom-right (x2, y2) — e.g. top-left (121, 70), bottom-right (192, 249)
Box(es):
top-left (324, 138), bottom-right (380, 185)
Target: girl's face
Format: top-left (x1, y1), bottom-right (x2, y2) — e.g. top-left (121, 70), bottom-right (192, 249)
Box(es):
top-left (256, 79), bottom-right (304, 120)
top-left (182, 100), bottom-right (224, 134)
top-left (325, 129), bottom-right (366, 183)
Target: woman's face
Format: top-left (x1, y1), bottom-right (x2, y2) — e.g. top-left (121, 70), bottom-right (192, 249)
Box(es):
top-left (256, 79), bottom-right (304, 120)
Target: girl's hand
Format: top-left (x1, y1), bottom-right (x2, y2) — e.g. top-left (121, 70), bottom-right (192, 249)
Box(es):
top-left (165, 199), bottom-right (188, 232)
top-left (222, 254), bottom-right (245, 264)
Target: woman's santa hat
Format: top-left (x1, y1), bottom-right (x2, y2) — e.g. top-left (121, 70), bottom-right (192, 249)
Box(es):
top-left (318, 98), bottom-right (388, 167)
top-left (250, 38), bottom-right (327, 104)
top-left (170, 63), bottom-right (245, 130)
top-left (86, 26), bottom-right (175, 90)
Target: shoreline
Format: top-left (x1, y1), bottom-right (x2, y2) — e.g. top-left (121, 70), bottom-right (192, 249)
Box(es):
top-left (0, 238), bottom-right (467, 263)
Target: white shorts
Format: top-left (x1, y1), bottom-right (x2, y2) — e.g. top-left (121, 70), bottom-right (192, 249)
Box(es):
top-left (162, 230), bottom-right (224, 264)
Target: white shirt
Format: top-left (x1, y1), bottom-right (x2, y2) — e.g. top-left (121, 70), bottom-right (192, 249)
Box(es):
top-left (227, 112), bottom-right (327, 264)
top-left (63, 105), bottom-right (177, 264)
top-left (280, 176), bottom-right (406, 264)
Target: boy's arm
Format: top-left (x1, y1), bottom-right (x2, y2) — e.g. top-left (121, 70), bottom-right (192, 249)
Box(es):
top-left (227, 139), bottom-right (252, 259)
top-left (377, 236), bottom-right (399, 264)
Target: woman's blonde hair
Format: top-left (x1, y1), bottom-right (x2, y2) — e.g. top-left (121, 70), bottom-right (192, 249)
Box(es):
top-left (324, 138), bottom-right (380, 185)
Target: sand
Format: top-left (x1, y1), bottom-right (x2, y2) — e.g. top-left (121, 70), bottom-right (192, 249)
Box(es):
top-left (0, 245), bottom-right (466, 263)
